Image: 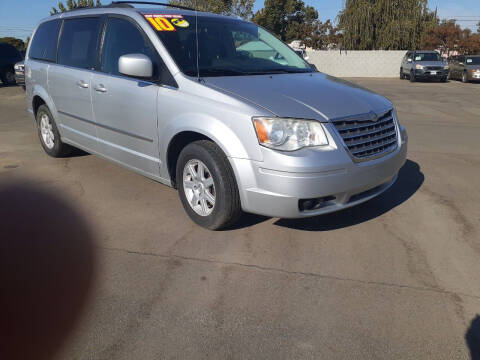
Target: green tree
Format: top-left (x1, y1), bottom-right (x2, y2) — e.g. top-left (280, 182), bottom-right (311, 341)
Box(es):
top-left (0, 37), bottom-right (25, 51)
top-left (51, 0), bottom-right (102, 15)
top-left (338, 0), bottom-right (438, 50)
top-left (169, 0), bottom-right (254, 19)
top-left (252, 0), bottom-right (318, 43)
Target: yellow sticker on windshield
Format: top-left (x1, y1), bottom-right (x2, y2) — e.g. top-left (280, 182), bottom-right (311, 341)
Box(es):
top-left (144, 14), bottom-right (189, 31)
top-left (171, 18), bottom-right (189, 28)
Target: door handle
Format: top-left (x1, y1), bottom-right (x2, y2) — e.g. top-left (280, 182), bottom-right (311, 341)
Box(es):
top-left (76, 80), bottom-right (89, 89)
top-left (94, 84), bottom-right (107, 93)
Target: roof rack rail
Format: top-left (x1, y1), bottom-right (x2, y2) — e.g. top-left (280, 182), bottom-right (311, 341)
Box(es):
top-left (110, 1), bottom-right (195, 11)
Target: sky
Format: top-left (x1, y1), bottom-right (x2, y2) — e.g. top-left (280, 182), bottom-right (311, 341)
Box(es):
top-left (0, 0), bottom-right (479, 40)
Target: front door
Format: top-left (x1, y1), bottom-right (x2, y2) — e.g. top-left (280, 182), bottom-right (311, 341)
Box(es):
top-left (91, 16), bottom-right (160, 177)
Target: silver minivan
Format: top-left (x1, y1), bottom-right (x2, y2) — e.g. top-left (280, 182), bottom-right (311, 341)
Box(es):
top-left (25, 2), bottom-right (407, 229)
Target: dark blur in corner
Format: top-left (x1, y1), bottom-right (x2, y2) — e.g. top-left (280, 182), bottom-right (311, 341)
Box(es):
top-left (0, 182), bottom-right (96, 360)
top-left (466, 315), bottom-right (480, 360)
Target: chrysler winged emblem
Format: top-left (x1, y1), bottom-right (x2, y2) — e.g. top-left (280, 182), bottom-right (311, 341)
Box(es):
top-left (369, 111), bottom-right (379, 122)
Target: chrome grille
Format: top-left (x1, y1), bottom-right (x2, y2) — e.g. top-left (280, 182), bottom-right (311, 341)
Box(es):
top-left (426, 66), bottom-right (442, 71)
top-left (332, 110), bottom-right (398, 161)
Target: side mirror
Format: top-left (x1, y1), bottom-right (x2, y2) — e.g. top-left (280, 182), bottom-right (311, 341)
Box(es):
top-left (459, 62), bottom-right (465, 66)
top-left (407, 58), bottom-right (413, 63)
top-left (119, 53), bottom-right (153, 79)
top-left (304, 56), bottom-right (310, 61)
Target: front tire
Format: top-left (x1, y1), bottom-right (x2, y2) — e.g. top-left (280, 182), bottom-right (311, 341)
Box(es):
top-left (409, 71), bottom-right (416, 82)
top-left (176, 140), bottom-right (242, 230)
top-left (1, 69), bottom-right (16, 85)
top-left (36, 104), bottom-right (73, 157)
top-left (462, 71), bottom-right (469, 83)
top-left (399, 68), bottom-right (405, 80)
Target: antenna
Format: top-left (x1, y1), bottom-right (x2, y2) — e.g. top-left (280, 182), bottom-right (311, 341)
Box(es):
top-left (195, 0), bottom-right (200, 80)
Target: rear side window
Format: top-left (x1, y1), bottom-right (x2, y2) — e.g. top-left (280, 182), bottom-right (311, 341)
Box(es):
top-left (29, 20), bottom-right (61, 62)
top-left (58, 17), bottom-right (102, 69)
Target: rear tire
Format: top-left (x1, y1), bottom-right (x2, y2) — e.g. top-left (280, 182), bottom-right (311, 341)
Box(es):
top-left (36, 105), bottom-right (73, 157)
top-left (176, 140), bottom-right (242, 230)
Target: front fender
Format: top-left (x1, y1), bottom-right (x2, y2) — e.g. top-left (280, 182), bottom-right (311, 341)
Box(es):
top-left (160, 112), bottom-right (260, 163)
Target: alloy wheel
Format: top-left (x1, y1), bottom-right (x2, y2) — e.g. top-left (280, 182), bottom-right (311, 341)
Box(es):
top-left (183, 159), bottom-right (216, 216)
top-left (40, 113), bottom-right (55, 149)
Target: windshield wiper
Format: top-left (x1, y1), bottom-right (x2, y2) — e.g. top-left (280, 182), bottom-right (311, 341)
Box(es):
top-left (199, 68), bottom-right (247, 77)
top-left (243, 69), bottom-right (313, 75)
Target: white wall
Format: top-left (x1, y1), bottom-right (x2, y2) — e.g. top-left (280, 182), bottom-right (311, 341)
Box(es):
top-left (307, 50), bottom-right (407, 78)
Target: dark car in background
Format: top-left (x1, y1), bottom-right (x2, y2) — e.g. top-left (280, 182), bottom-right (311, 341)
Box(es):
top-left (0, 43), bottom-right (23, 85)
top-left (448, 55), bottom-right (480, 83)
top-left (400, 50), bottom-right (449, 83)
top-left (14, 60), bottom-right (25, 89)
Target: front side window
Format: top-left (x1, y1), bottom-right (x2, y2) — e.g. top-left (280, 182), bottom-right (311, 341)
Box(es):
top-left (58, 17), bottom-right (102, 69)
top-left (29, 20), bottom-right (61, 62)
top-left (414, 52), bottom-right (441, 62)
top-left (147, 15), bottom-right (312, 77)
top-left (101, 17), bottom-right (157, 76)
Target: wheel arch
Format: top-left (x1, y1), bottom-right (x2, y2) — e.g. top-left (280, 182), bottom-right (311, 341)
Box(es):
top-left (160, 114), bottom-right (259, 187)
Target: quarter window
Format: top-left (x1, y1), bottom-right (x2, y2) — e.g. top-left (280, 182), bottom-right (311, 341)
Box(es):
top-left (58, 17), bottom-right (102, 69)
top-left (29, 20), bottom-right (61, 62)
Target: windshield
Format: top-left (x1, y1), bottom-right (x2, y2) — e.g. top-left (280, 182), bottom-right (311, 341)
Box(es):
top-left (414, 53), bottom-right (441, 62)
top-left (146, 14), bottom-right (312, 77)
top-left (466, 57), bottom-right (480, 65)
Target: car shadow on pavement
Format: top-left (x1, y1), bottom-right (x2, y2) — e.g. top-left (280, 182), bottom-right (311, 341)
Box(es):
top-left (466, 315), bottom-right (480, 360)
top-left (274, 159), bottom-right (424, 232)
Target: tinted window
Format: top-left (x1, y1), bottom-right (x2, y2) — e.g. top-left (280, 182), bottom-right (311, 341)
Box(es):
top-left (414, 52), bottom-right (441, 62)
top-left (101, 17), bottom-right (176, 86)
top-left (58, 17), bottom-right (102, 69)
top-left (466, 57), bottom-right (480, 65)
top-left (29, 20), bottom-right (61, 62)
top-left (101, 17), bottom-right (157, 76)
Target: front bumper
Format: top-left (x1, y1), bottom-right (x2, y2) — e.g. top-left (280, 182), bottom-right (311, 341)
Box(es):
top-left (230, 125), bottom-right (408, 218)
top-left (470, 71), bottom-right (480, 81)
top-left (14, 72), bottom-right (24, 85)
top-left (414, 69), bottom-right (448, 79)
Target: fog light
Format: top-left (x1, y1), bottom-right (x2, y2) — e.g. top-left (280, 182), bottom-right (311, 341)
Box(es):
top-left (299, 196), bottom-right (336, 212)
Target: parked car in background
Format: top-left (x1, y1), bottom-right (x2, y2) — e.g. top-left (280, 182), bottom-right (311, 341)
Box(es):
top-left (448, 55), bottom-right (480, 83)
top-left (400, 50), bottom-right (449, 83)
top-left (25, 4), bottom-right (407, 230)
top-left (14, 60), bottom-right (25, 89)
top-left (0, 43), bottom-right (23, 85)
top-left (293, 48), bottom-right (309, 61)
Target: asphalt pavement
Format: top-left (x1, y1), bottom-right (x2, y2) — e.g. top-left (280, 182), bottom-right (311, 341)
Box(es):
top-left (1, 78), bottom-right (479, 359)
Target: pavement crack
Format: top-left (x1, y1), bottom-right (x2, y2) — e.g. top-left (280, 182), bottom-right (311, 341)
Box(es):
top-left (99, 246), bottom-right (480, 301)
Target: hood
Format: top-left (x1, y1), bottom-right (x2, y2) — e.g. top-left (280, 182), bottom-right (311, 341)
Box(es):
top-left (202, 72), bottom-right (392, 121)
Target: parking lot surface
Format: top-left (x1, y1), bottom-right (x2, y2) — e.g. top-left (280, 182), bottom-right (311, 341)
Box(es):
top-left (1, 79), bottom-right (479, 359)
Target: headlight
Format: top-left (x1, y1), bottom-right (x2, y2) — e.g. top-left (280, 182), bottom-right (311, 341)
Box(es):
top-left (253, 117), bottom-right (329, 151)
top-left (14, 64), bottom-right (20, 70)
top-left (444, 65), bottom-right (449, 69)
top-left (416, 64), bottom-right (424, 70)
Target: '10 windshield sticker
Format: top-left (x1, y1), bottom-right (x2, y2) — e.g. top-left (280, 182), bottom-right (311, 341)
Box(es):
top-left (144, 14), bottom-right (190, 31)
